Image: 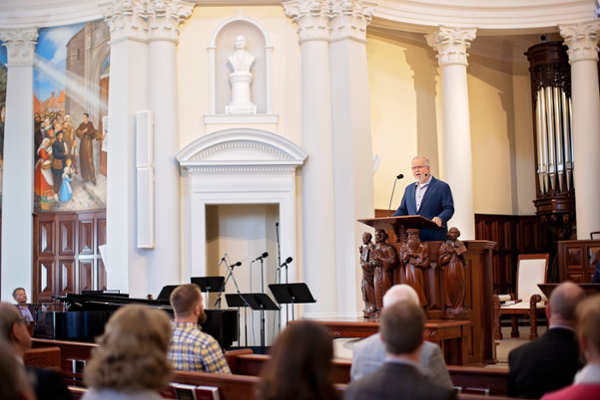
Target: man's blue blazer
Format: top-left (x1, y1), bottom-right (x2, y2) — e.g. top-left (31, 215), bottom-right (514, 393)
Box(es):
top-left (393, 176), bottom-right (454, 242)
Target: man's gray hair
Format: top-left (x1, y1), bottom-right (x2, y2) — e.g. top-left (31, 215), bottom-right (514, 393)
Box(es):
top-left (383, 284), bottom-right (420, 308)
top-left (412, 156), bottom-right (430, 167)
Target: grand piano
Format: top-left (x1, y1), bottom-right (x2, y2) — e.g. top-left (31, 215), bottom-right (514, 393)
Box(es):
top-left (36, 291), bottom-right (239, 349)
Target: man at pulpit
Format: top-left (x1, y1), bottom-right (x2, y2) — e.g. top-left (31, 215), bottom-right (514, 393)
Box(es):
top-left (393, 156), bottom-right (454, 242)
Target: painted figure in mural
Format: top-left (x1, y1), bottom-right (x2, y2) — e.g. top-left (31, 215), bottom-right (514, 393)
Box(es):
top-left (34, 138), bottom-right (54, 199)
top-left (359, 232), bottom-right (377, 317)
top-left (59, 159), bottom-right (73, 202)
top-left (34, 121), bottom-right (46, 163)
top-left (51, 130), bottom-right (67, 197)
top-left (62, 114), bottom-right (75, 163)
top-left (76, 112), bottom-right (102, 185)
top-left (437, 227), bottom-right (468, 314)
top-left (372, 229), bottom-right (399, 311)
top-left (227, 35), bottom-right (255, 73)
top-left (70, 138), bottom-right (78, 175)
top-left (400, 228), bottom-right (430, 307)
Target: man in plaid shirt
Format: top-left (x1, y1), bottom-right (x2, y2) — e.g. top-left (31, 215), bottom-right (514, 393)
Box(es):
top-left (167, 284), bottom-right (231, 374)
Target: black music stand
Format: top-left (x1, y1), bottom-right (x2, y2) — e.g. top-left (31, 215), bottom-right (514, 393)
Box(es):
top-left (191, 277), bottom-right (225, 306)
top-left (269, 283), bottom-right (316, 322)
top-left (239, 293), bottom-right (279, 354)
top-left (225, 294), bottom-right (251, 347)
top-left (157, 285), bottom-right (179, 300)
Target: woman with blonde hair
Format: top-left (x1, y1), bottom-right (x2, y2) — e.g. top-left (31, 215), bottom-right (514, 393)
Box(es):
top-left (257, 321), bottom-right (339, 400)
top-left (83, 305), bottom-right (172, 400)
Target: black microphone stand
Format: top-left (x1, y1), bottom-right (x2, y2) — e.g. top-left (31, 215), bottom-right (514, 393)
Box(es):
top-left (387, 173), bottom-right (404, 216)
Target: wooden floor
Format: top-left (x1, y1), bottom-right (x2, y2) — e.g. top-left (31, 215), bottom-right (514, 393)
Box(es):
top-left (333, 324), bottom-right (548, 369)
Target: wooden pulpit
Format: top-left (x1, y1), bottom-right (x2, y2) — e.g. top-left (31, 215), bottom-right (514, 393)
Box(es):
top-left (358, 216), bottom-right (497, 365)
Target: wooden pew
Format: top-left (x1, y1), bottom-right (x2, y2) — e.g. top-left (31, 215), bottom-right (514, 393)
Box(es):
top-left (34, 338), bottom-right (510, 398)
top-left (448, 366), bottom-right (509, 397)
top-left (23, 346), bottom-right (61, 370)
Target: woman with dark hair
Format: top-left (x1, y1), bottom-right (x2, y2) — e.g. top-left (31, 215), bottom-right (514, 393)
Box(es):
top-left (257, 321), bottom-right (339, 400)
top-left (83, 305), bottom-right (172, 400)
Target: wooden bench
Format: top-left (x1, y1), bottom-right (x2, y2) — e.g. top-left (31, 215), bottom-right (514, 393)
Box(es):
top-left (34, 338), bottom-right (510, 398)
top-left (24, 346), bottom-right (61, 370)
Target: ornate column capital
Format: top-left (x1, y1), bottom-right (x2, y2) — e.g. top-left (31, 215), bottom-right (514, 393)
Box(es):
top-left (0, 28), bottom-right (39, 65)
top-left (100, 0), bottom-right (150, 43)
top-left (147, 0), bottom-right (194, 42)
top-left (330, 0), bottom-right (376, 43)
top-left (425, 26), bottom-right (477, 67)
top-left (283, 0), bottom-right (332, 43)
top-left (559, 21), bottom-right (600, 64)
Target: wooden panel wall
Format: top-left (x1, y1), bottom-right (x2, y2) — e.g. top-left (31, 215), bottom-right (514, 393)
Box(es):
top-left (558, 240), bottom-right (600, 283)
top-left (474, 214), bottom-right (553, 294)
top-left (33, 211), bottom-right (106, 303)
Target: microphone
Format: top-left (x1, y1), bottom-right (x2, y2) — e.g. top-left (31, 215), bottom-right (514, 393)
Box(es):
top-left (280, 257), bottom-right (293, 268)
top-left (231, 261), bottom-right (242, 268)
top-left (218, 253), bottom-right (227, 266)
top-left (253, 252), bottom-right (269, 262)
top-left (387, 173), bottom-right (405, 217)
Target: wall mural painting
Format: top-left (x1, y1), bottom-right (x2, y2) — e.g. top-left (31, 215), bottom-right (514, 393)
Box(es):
top-left (0, 42), bottom-right (7, 213)
top-left (33, 22), bottom-right (110, 212)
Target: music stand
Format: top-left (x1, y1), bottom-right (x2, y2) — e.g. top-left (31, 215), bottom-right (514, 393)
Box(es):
top-left (225, 294), bottom-right (251, 347)
top-left (157, 285), bottom-right (179, 301)
top-left (191, 277), bottom-right (225, 307)
top-left (268, 283), bottom-right (316, 322)
top-left (239, 293), bottom-right (280, 354)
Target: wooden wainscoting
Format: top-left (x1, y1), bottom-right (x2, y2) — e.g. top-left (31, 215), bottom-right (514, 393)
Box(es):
top-left (33, 211), bottom-right (107, 303)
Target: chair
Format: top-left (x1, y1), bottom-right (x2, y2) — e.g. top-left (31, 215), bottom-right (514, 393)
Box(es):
top-left (494, 254), bottom-right (549, 340)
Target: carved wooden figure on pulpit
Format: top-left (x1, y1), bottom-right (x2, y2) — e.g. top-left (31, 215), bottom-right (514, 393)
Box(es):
top-left (372, 229), bottom-right (398, 311)
top-left (400, 228), bottom-right (430, 307)
top-left (438, 227), bottom-right (468, 315)
top-left (359, 232), bottom-right (377, 317)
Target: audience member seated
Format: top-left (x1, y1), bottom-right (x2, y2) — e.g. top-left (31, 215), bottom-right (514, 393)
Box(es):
top-left (0, 301), bottom-right (73, 400)
top-left (351, 284), bottom-right (452, 389)
top-left (541, 295), bottom-right (600, 400)
top-left (12, 287), bottom-right (33, 323)
top-left (507, 281), bottom-right (585, 399)
top-left (0, 337), bottom-right (35, 400)
top-left (345, 301), bottom-right (456, 400)
top-left (167, 284), bottom-right (231, 374)
top-left (593, 262), bottom-right (600, 283)
top-left (83, 305), bottom-right (172, 400)
top-left (257, 321), bottom-right (339, 400)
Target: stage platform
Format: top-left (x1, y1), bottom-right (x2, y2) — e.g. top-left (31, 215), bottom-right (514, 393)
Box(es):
top-left (292, 317), bottom-right (471, 366)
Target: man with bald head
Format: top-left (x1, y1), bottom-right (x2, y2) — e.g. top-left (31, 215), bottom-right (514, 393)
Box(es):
top-left (351, 284), bottom-right (452, 389)
top-left (508, 282), bottom-right (586, 399)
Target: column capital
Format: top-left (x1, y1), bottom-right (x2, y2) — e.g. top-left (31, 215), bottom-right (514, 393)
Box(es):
top-left (0, 28), bottom-right (39, 65)
top-left (147, 0), bottom-right (194, 42)
top-left (330, 0), bottom-right (376, 42)
top-left (559, 20), bottom-right (600, 64)
top-left (425, 26), bottom-right (477, 67)
top-left (100, 0), bottom-right (150, 43)
top-left (283, 0), bottom-right (332, 43)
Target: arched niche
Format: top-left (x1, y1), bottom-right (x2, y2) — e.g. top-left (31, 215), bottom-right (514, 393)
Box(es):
top-left (207, 10), bottom-right (274, 118)
top-left (176, 128), bottom-right (307, 284)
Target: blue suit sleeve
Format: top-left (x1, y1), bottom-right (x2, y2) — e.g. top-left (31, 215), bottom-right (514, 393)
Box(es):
top-left (392, 187), bottom-right (409, 217)
top-left (437, 183), bottom-right (454, 223)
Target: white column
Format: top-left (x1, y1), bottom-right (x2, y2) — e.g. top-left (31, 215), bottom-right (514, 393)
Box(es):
top-left (0, 29), bottom-right (38, 302)
top-left (329, 0), bottom-right (376, 318)
top-left (145, 1), bottom-right (193, 295)
top-left (426, 26), bottom-right (477, 240)
top-left (559, 21), bottom-right (600, 240)
top-left (101, 1), bottom-right (150, 297)
top-left (284, 0), bottom-right (338, 318)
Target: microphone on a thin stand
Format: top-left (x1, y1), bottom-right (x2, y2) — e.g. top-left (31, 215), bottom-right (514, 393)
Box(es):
top-left (231, 261), bottom-right (242, 268)
top-left (387, 173), bottom-right (405, 217)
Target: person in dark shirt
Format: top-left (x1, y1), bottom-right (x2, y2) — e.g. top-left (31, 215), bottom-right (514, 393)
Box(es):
top-left (507, 282), bottom-right (585, 399)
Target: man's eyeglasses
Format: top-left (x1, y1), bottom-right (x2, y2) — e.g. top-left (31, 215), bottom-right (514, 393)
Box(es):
top-left (411, 166), bottom-right (427, 170)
